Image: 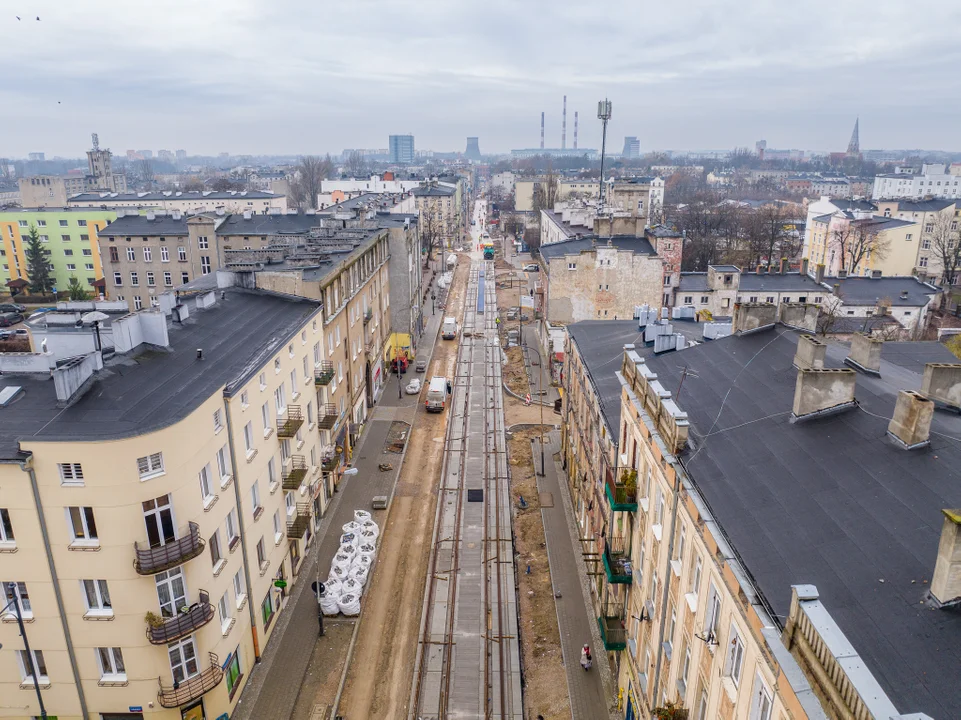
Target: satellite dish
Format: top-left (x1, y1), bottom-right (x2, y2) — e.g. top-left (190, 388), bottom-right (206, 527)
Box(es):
top-left (81, 311), bottom-right (109, 325)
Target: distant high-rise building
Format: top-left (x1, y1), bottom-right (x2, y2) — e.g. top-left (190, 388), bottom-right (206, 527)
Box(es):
top-left (138, 149), bottom-right (154, 159)
top-left (622, 136), bottom-right (640, 159)
top-left (175, 149), bottom-right (187, 161)
top-left (158, 149), bottom-right (175, 163)
top-left (847, 117), bottom-right (860, 155)
top-left (465, 137), bottom-right (481, 161)
top-left (27, 152), bottom-right (45, 162)
top-left (389, 135), bottom-right (415, 164)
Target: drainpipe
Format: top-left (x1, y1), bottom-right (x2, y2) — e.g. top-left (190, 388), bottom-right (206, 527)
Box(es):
top-left (16, 457), bottom-right (90, 719)
top-left (223, 395), bottom-right (261, 662)
top-left (649, 467), bottom-right (682, 710)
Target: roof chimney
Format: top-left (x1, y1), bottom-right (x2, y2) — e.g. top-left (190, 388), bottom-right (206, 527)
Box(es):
top-left (844, 332), bottom-right (882, 376)
top-left (801, 258), bottom-right (809, 276)
top-left (146, 210), bottom-right (156, 221)
top-left (243, 209), bottom-right (252, 220)
top-left (791, 368), bottom-right (856, 421)
top-left (732, 302), bottom-right (777, 335)
top-left (815, 263), bottom-right (825, 284)
top-left (793, 334), bottom-right (826, 370)
top-left (886, 390), bottom-right (933, 449)
top-left (779, 257), bottom-right (787, 274)
top-left (921, 363), bottom-right (961, 409)
top-left (171, 210), bottom-right (182, 221)
top-left (930, 509), bottom-right (961, 607)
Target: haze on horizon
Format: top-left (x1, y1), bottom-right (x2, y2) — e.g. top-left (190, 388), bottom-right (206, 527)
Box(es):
top-left (3, 0), bottom-right (961, 158)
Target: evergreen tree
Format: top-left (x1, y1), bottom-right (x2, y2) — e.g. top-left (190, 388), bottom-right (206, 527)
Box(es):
top-left (67, 276), bottom-right (90, 301)
top-left (24, 225), bottom-right (54, 295)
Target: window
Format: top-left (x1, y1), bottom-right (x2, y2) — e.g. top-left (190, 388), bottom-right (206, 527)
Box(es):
top-left (113, 271), bottom-right (122, 286)
top-left (146, 271), bottom-right (155, 286)
top-left (199, 464), bottom-right (215, 506)
top-left (3, 581), bottom-right (31, 618)
top-left (217, 445), bottom-right (231, 482)
top-left (251, 481), bottom-right (262, 518)
top-left (137, 452), bottom-right (164, 479)
top-left (126, 247), bottom-right (136, 261)
top-left (168, 636), bottom-right (199, 685)
top-left (80, 233), bottom-right (89, 241)
top-left (225, 509), bottom-right (240, 550)
top-left (261, 402), bottom-right (271, 435)
top-left (267, 457), bottom-right (277, 487)
top-left (37, 220), bottom-right (46, 227)
top-left (683, 296), bottom-right (692, 304)
top-left (233, 569), bottom-right (246, 608)
top-left (62, 235), bottom-right (71, 243)
top-left (691, 555), bottom-right (703, 595)
top-left (198, 236), bottom-right (209, 249)
top-left (58, 462), bottom-right (84, 486)
top-left (164, 271), bottom-right (172, 286)
top-left (700, 296), bottom-right (708, 304)
top-left (84, 262), bottom-right (94, 270)
top-left (82, 579), bottom-right (112, 614)
top-left (678, 644), bottom-right (691, 698)
top-left (210, 528), bottom-right (223, 568)
top-left (78, 219), bottom-right (87, 227)
top-left (201, 256), bottom-right (211, 274)
top-left (273, 509), bottom-right (282, 543)
top-left (218, 591), bottom-right (232, 631)
top-left (161, 245), bottom-right (169, 262)
top-left (725, 623), bottom-right (745, 687)
top-left (17, 220), bottom-right (27, 228)
top-left (290, 368), bottom-right (298, 396)
top-left (0, 508), bottom-right (14, 544)
top-left (213, 408), bottom-right (224, 433)
top-left (92, 648), bottom-right (130, 689)
top-left (130, 271), bottom-right (139, 286)
top-left (919, 256), bottom-right (929, 268)
top-left (568, 262), bottom-right (576, 270)
top-left (244, 421), bottom-right (254, 454)
top-left (178, 246), bottom-right (187, 261)
top-left (261, 589), bottom-right (275, 628)
top-left (17, 649), bottom-right (48, 684)
top-left (925, 223), bottom-right (934, 233)
top-left (274, 386), bottom-right (286, 414)
top-left (696, 689), bottom-right (709, 720)
top-left (241, 390), bottom-right (249, 408)
top-left (59, 219), bottom-right (68, 227)
top-left (226, 647), bottom-right (243, 695)
top-left (259, 372), bottom-right (267, 390)
top-left (905, 233), bottom-right (913, 240)
top-left (256, 537), bottom-right (267, 568)
top-left (750, 674), bottom-right (774, 720)
top-left (134, 295), bottom-right (143, 310)
top-left (67, 506), bottom-right (98, 543)
top-left (706, 582), bottom-right (721, 641)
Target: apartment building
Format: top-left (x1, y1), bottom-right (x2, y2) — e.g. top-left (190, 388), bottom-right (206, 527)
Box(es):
top-left (0, 208), bottom-right (116, 290)
top-left (412, 183), bottom-right (457, 246)
top-left (873, 163), bottom-right (961, 200)
top-left (805, 210), bottom-right (919, 278)
top-left (0, 285), bottom-right (331, 720)
top-left (598, 307), bottom-right (956, 719)
top-left (69, 191), bottom-right (287, 214)
top-left (97, 211), bottom-right (223, 310)
top-left (874, 198), bottom-right (959, 282)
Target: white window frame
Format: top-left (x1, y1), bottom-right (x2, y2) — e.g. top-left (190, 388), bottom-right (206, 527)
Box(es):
top-left (96, 646), bottom-right (126, 681)
top-left (226, 509), bottom-right (239, 548)
top-left (137, 452), bottom-right (164, 480)
top-left (233, 569), bottom-right (247, 609)
top-left (0, 508), bottom-right (14, 545)
top-left (66, 506), bottom-right (98, 545)
top-left (244, 421), bottom-right (254, 455)
top-left (725, 622), bottom-right (745, 687)
top-left (81, 579), bottom-right (112, 616)
top-left (17, 649), bottom-right (48, 685)
top-left (199, 464), bottom-right (215, 508)
top-left (3, 581), bottom-right (31, 619)
top-left (217, 445), bottom-right (231, 485)
top-left (161, 245), bottom-right (169, 262)
top-left (218, 591), bottom-right (232, 633)
top-left (750, 673), bottom-right (774, 720)
top-left (213, 408), bottom-right (224, 433)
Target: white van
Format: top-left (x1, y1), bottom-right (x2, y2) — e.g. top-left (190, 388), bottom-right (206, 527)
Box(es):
top-left (441, 316), bottom-right (457, 340)
top-left (426, 376), bottom-right (450, 413)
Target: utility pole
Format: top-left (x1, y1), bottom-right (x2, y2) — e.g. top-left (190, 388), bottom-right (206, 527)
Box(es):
top-left (597, 99), bottom-right (612, 206)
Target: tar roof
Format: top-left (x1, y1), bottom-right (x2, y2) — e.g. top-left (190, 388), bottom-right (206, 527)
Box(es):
top-left (97, 214), bottom-right (190, 236)
top-left (568, 320), bottom-right (703, 436)
top-left (217, 213), bottom-right (320, 236)
top-left (642, 333), bottom-right (961, 717)
top-left (738, 272), bottom-right (823, 292)
top-left (540, 235), bottom-right (656, 261)
top-left (0, 288), bottom-right (320, 455)
top-left (69, 190), bottom-right (281, 201)
top-left (882, 199), bottom-right (957, 212)
top-left (826, 276), bottom-right (939, 306)
top-left (411, 185), bottom-right (455, 197)
top-left (678, 273), bottom-right (710, 292)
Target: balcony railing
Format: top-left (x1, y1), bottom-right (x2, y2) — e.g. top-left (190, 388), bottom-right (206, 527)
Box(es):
top-left (363, 308), bottom-right (373, 325)
top-left (134, 521), bottom-right (205, 576)
top-left (597, 602), bottom-right (627, 651)
top-left (277, 405), bottom-right (304, 438)
top-left (282, 455), bottom-right (308, 490)
top-left (318, 403), bottom-right (337, 430)
top-left (287, 503), bottom-right (311, 539)
top-left (314, 361), bottom-right (335, 386)
top-left (146, 591), bottom-right (214, 645)
top-left (606, 467), bottom-right (638, 512)
top-left (603, 536), bottom-right (632, 584)
top-left (321, 447), bottom-right (341, 471)
top-left (157, 652), bottom-right (224, 709)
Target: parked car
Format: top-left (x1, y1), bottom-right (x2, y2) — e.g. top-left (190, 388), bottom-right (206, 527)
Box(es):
top-left (0, 303), bottom-right (26, 313)
top-left (405, 377), bottom-right (422, 395)
top-left (0, 312), bottom-right (24, 327)
top-left (415, 358), bottom-right (428, 373)
top-left (0, 328), bottom-right (28, 340)
top-left (523, 264), bottom-right (539, 272)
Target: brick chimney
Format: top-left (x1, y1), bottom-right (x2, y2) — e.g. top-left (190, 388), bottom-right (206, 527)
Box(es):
top-left (815, 263), bottom-right (825, 284)
top-left (930, 509), bottom-right (961, 607)
top-left (886, 390), bottom-right (933, 449)
top-left (791, 368), bottom-right (856, 420)
top-left (921, 363), bottom-right (961, 409)
top-left (844, 333), bottom-right (882, 376)
top-left (779, 256), bottom-right (787, 274)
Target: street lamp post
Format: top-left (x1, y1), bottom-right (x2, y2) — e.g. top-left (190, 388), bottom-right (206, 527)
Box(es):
top-left (2, 582), bottom-right (47, 718)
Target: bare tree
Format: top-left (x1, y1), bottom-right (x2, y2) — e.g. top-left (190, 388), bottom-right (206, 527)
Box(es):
top-left (929, 212), bottom-right (961, 285)
top-left (543, 164), bottom-right (559, 209)
top-left (136, 158), bottom-right (154, 185)
top-left (345, 151), bottom-right (368, 178)
top-left (844, 220), bottom-right (888, 275)
top-left (420, 207), bottom-right (440, 263)
top-left (290, 155), bottom-right (334, 210)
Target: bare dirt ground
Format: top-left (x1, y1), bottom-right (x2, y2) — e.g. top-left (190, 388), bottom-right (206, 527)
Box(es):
top-left (504, 345), bottom-right (531, 396)
top-left (335, 254), bottom-right (471, 719)
top-left (508, 427), bottom-right (571, 720)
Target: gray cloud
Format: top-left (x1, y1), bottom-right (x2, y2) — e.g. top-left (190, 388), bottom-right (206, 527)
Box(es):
top-left (3, 0), bottom-right (960, 157)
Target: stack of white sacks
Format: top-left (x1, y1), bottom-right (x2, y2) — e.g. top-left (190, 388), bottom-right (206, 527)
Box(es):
top-left (320, 509), bottom-right (380, 617)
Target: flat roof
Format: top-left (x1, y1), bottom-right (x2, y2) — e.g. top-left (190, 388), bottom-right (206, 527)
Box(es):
top-left (217, 213), bottom-right (320, 236)
top-left (0, 288), bottom-right (320, 456)
top-left (97, 214), bottom-right (191, 236)
top-left (826, 276), bottom-right (939, 307)
top-left (540, 235), bottom-right (656, 261)
top-left (642, 333), bottom-right (961, 717)
top-left (68, 190), bottom-right (281, 202)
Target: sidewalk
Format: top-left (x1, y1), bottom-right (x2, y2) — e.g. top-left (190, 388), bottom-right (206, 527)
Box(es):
top-left (231, 294), bottom-right (446, 720)
top-left (521, 324), bottom-right (560, 406)
top-left (536, 431), bottom-right (614, 720)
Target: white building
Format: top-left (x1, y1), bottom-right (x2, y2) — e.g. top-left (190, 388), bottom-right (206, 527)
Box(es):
top-left (873, 163), bottom-right (961, 200)
top-left (320, 175), bottom-right (422, 195)
top-left (811, 177), bottom-right (851, 196)
top-left (489, 171), bottom-right (515, 194)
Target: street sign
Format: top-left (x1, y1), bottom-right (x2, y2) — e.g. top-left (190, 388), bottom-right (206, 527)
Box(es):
top-left (273, 579), bottom-right (288, 589)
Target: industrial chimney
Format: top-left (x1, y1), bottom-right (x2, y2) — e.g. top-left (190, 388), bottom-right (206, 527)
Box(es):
top-left (562, 95), bottom-right (567, 150)
top-left (540, 112), bottom-right (545, 150)
top-left (574, 111), bottom-right (578, 150)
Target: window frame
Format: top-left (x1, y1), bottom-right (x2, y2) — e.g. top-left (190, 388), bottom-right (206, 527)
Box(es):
top-left (82, 578), bottom-right (113, 615)
top-left (137, 452), bottom-right (164, 480)
top-left (67, 506), bottom-right (99, 544)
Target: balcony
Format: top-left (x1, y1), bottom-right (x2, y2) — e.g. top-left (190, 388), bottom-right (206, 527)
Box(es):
top-left (597, 603), bottom-right (627, 651)
top-left (318, 403), bottom-right (337, 430)
top-left (603, 536), bottom-right (632, 584)
top-left (146, 591), bottom-right (214, 645)
top-left (277, 405), bottom-right (304, 438)
top-left (157, 652), bottom-right (224, 709)
top-left (321, 447), bottom-right (341, 471)
top-left (363, 308), bottom-right (373, 325)
top-left (287, 503), bottom-right (311, 539)
top-left (606, 467), bottom-right (638, 512)
top-left (282, 455), bottom-right (308, 490)
top-left (134, 521), bottom-right (205, 576)
top-left (314, 361), bottom-right (335, 386)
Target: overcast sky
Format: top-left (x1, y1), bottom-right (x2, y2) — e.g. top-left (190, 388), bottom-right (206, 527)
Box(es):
top-left (4, 0), bottom-right (961, 158)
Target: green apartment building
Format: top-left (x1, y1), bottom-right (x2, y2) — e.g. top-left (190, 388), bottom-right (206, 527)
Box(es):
top-left (0, 207), bottom-right (117, 294)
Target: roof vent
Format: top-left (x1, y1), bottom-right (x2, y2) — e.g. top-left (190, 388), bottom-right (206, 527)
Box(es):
top-left (871, 270), bottom-right (882, 279)
top-left (900, 290), bottom-right (909, 300)
top-left (0, 386), bottom-right (23, 407)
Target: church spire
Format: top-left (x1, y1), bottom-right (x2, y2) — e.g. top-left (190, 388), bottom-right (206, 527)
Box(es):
top-left (847, 117), bottom-right (860, 155)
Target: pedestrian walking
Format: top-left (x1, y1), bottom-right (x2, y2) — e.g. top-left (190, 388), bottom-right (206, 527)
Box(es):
top-left (580, 644), bottom-right (592, 671)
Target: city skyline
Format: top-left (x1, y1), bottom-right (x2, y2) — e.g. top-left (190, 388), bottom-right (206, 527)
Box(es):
top-left (3, 1), bottom-right (961, 157)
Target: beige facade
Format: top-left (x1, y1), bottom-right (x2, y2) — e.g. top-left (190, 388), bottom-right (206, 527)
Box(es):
top-left (70, 192), bottom-right (287, 214)
top-left (412, 186), bottom-right (457, 246)
top-left (875, 199), bottom-right (960, 281)
top-left (514, 179), bottom-right (601, 213)
top-left (0, 289), bottom-right (337, 720)
top-left (806, 213), bottom-right (920, 278)
top-left (18, 176), bottom-right (69, 207)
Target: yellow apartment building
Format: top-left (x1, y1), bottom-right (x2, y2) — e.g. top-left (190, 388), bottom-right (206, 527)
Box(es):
top-left (805, 210), bottom-right (918, 279)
